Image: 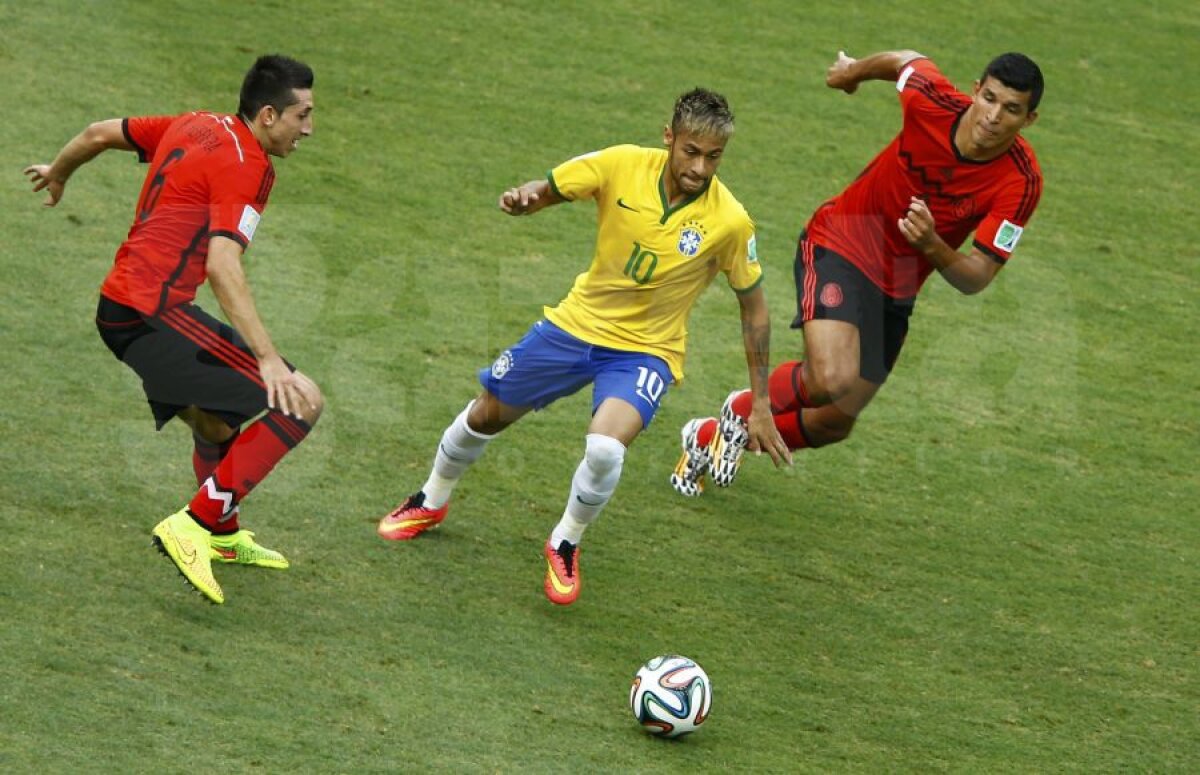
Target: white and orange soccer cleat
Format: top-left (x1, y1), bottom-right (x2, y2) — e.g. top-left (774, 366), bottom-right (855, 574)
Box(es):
top-left (670, 417), bottom-right (716, 497)
top-left (710, 391), bottom-right (750, 488)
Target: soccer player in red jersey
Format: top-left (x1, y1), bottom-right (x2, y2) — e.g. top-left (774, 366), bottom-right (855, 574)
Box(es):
top-left (670, 50), bottom-right (1044, 495)
top-left (24, 55), bottom-right (323, 604)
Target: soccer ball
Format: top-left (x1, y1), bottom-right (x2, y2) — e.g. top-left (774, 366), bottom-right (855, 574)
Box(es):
top-left (629, 655), bottom-right (712, 738)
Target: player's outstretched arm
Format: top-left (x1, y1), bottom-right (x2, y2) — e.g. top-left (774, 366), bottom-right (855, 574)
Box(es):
top-left (23, 119), bottom-right (133, 207)
top-left (736, 285), bottom-right (792, 468)
top-left (826, 49), bottom-right (925, 94)
top-left (498, 178), bottom-right (564, 216)
top-left (897, 197), bottom-right (1001, 294)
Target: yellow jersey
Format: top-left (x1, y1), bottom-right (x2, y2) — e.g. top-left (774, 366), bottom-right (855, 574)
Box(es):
top-left (544, 144), bottom-right (760, 381)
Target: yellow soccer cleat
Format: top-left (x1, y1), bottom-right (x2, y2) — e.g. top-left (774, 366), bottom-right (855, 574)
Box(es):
top-left (152, 509), bottom-right (224, 604)
top-left (210, 530), bottom-right (289, 569)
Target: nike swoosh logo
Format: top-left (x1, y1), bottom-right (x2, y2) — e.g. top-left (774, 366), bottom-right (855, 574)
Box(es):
top-left (617, 198), bottom-right (638, 212)
top-left (575, 494), bottom-right (605, 506)
top-left (392, 515), bottom-right (438, 529)
top-left (175, 531), bottom-right (197, 564)
top-left (546, 559), bottom-right (576, 594)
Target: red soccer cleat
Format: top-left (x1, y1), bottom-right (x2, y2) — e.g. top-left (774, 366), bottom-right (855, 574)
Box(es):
top-left (543, 539), bottom-right (581, 605)
top-left (377, 492), bottom-right (448, 541)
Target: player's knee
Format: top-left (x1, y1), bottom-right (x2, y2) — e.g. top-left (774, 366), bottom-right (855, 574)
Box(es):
top-left (584, 433), bottom-right (626, 477)
top-left (191, 410), bottom-right (238, 444)
top-left (299, 380), bottom-right (325, 426)
top-left (826, 423), bottom-right (855, 444)
top-left (816, 413), bottom-right (856, 445)
top-left (207, 422), bottom-right (238, 444)
top-left (466, 392), bottom-right (523, 435)
top-left (810, 360), bottom-right (858, 402)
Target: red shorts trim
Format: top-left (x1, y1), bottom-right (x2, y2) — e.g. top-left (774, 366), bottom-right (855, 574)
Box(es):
top-left (791, 234), bottom-right (914, 384)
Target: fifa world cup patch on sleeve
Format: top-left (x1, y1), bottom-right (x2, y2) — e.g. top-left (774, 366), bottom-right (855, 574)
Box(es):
top-left (747, 235), bottom-right (758, 263)
top-left (993, 220), bottom-right (1024, 252)
top-left (238, 205), bottom-right (261, 242)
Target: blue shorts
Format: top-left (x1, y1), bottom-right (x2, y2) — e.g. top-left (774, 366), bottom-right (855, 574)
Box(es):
top-left (478, 320), bottom-right (674, 428)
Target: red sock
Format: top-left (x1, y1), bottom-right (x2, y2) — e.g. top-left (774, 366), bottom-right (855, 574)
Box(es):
top-left (774, 410), bottom-right (813, 450)
top-left (188, 411), bottom-right (311, 532)
top-left (730, 362), bottom-right (813, 421)
top-left (730, 389), bottom-right (754, 421)
top-left (768, 361), bottom-right (812, 414)
top-left (696, 418), bottom-right (717, 447)
top-left (192, 430), bottom-right (240, 485)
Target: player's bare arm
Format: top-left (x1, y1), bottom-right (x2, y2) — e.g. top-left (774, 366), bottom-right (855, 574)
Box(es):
top-left (826, 49), bottom-right (925, 93)
top-left (498, 178), bottom-right (564, 216)
top-left (897, 197), bottom-right (1001, 295)
top-left (23, 119), bottom-right (132, 207)
top-left (736, 286), bottom-right (792, 467)
top-left (205, 236), bottom-right (320, 421)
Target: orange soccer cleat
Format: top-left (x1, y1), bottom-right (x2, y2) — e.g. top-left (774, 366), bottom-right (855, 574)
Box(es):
top-left (543, 539), bottom-right (581, 605)
top-left (377, 491), bottom-right (449, 541)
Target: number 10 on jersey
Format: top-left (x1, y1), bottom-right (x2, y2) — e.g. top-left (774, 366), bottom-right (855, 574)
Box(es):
top-left (624, 242), bottom-right (658, 285)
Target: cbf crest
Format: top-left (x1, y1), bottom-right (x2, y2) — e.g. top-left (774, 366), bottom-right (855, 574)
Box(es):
top-left (491, 349), bottom-right (514, 379)
top-left (677, 219), bottom-right (708, 258)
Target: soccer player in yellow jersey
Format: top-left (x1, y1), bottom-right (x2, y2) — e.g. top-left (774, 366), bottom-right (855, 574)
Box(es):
top-left (377, 89), bottom-right (790, 605)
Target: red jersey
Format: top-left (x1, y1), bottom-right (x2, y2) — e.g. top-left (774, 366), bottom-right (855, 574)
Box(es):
top-left (100, 112), bottom-right (275, 315)
top-left (806, 58), bottom-right (1042, 298)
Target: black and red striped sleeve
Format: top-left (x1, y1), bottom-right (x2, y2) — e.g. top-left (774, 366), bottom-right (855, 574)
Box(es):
top-left (208, 155), bottom-right (274, 250)
top-left (122, 115), bottom-right (177, 163)
top-left (973, 147), bottom-right (1043, 263)
top-left (897, 59), bottom-right (971, 119)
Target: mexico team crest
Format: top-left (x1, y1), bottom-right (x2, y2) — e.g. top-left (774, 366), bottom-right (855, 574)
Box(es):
top-left (951, 195), bottom-right (976, 219)
top-left (820, 282), bottom-right (844, 308)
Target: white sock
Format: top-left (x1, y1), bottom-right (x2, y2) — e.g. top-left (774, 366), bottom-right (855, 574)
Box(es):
top-left (422, 401), bottom-right (494, 508)
top-left (550, 433), bottom-right (625, 547)
top-left (551, 514), bottom-right (591, 547)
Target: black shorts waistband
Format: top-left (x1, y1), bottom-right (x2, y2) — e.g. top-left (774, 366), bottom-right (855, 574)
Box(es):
top-left (96, 296), bottom-right (145, 327)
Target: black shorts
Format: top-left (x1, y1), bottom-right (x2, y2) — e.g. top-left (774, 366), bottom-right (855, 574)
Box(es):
top-left (792, 233), bottom-right (914, 384)
top-left (95, 296), bottom-right (285, 429)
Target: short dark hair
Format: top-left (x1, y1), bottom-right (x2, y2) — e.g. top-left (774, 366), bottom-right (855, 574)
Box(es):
top-left (238, 55), bottom-right (314, 122)
top-left (982, 53), bottom-right (1043, 112)
top-left (671, 88), bottom-right (735, 139)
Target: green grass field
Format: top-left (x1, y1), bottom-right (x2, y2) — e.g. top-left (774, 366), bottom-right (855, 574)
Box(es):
top-left (2, 1), bottom-right (1197, 771)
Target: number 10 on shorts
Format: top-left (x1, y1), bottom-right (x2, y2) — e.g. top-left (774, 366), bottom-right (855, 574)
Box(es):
top-left (635, 366), bottom-right (665, 406)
